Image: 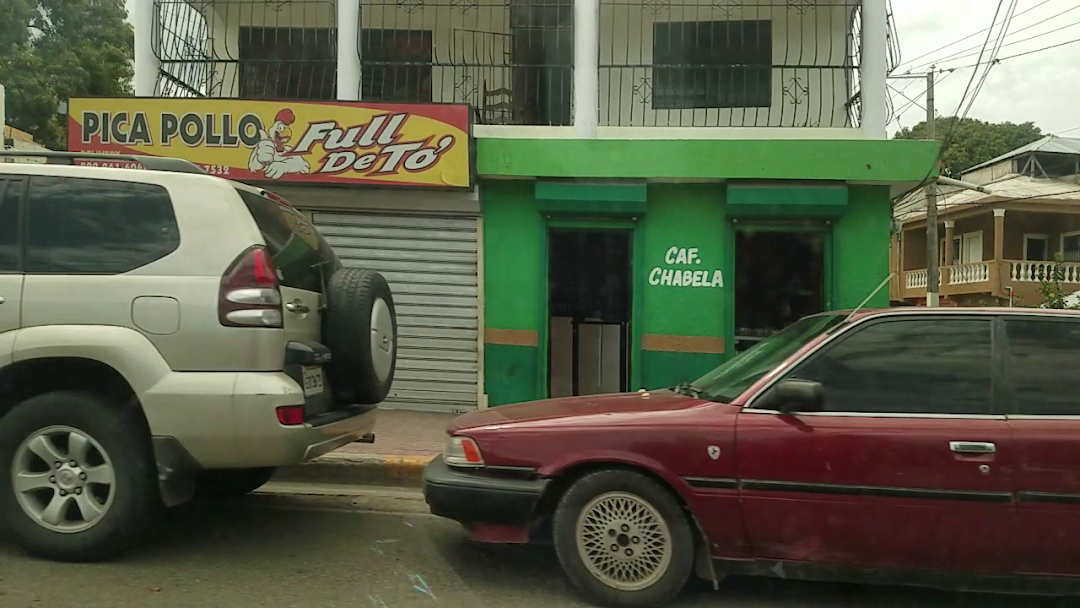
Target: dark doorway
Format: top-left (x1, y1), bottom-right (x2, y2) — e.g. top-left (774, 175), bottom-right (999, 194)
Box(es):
top-left (734, 229), bottom-right (826, 353)
top-left (548, 229), bottom-right (633, 397)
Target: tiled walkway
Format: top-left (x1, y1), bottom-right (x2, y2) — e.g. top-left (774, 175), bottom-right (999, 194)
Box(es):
top-left (337, 408), bottom-right (456, 458)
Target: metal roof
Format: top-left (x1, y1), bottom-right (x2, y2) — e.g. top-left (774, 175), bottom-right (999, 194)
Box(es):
top-left (895, 174), bottom-right (1080, 221)
top-left (965, 134), bottom-right (1080, 173)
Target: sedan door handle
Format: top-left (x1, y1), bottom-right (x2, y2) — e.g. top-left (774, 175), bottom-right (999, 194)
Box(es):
top-left (950, 441), bottom-right (996, 454)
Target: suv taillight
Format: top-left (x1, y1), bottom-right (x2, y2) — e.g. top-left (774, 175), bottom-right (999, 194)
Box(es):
top-left (218, 246), bottom-right (283, 328)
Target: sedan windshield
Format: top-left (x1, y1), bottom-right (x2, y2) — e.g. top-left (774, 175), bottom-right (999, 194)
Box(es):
top-left (693, 313), bottom-right (846, 402)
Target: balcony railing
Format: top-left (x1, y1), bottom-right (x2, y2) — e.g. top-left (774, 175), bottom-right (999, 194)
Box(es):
top-left (598, 0), bottom-right (862, 128)
top-left (1009, 260), bottom-right (1080, 284)
top-left (151, 0), bottom-right (880, 129)
top-left (153, 0), bottom-right (574, 126)
top-left (899, 260), bottom-right (1080, 305)
top-left (949, 261), bottom-right (990, 285)
top-left (357, 0), bottom-right (573, 126)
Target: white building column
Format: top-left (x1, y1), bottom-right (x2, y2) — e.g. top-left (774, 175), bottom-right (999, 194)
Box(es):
top-left (860, 0), bottom-right (888, 139)
top-left (337, 0), bottom-right (361, 101)
top-left (133, 0), bottom-right (160, 96)
top-left (573, 0), bottom-right (599, 138)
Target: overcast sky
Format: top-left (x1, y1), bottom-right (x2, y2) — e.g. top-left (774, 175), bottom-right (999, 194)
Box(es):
top-left (889, 0), bottom-right (1079, 136)
top-left (124, 0), bottom-right (1077, 137)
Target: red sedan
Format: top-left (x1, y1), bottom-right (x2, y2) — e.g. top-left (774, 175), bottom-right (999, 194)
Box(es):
top-left (423, 308), bottom-right (1080, 607)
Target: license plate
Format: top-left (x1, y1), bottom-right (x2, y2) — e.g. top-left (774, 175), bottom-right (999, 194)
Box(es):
top-left (301, 366), bottom-right (324, 397)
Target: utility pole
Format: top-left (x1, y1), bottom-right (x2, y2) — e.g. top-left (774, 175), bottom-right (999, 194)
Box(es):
top-left (925, 67), bottom-right (939, 307)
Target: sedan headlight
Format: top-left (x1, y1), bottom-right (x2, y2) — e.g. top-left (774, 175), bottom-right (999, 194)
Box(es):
top-left (443, 435), bottom-right (485, 468)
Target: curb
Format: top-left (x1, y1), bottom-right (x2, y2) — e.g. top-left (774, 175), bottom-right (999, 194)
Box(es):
top-left (273, 452), bottom-right (437, 488)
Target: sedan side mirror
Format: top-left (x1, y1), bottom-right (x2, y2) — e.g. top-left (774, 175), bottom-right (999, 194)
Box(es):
top-left (773, 379), bottom-right (825, 414)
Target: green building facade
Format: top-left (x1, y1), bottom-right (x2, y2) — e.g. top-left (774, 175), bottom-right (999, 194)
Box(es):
top-left (477, 138), bottom-right (940, 407)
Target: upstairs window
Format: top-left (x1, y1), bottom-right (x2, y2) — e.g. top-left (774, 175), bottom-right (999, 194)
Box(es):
top-left (239, 27), bottom-right (336, 100)
top-left (361, 29), bottom-right (433, 103)
top-left (652, 20), bottom-right (772, 110)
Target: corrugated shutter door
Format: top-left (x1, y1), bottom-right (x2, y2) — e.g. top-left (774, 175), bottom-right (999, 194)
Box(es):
top-left (314, 212), bottom-right (479, 413)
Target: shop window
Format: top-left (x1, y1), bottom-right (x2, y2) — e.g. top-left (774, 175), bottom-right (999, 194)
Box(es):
top-left (734, 229), bottom-right (824, 353)
top-left (652, 20), bottom-right (772, 110)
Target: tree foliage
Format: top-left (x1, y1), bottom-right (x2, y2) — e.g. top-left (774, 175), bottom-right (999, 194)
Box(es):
top-left (0, 0), bottom-right (133, 150)
top-left (893, 117), bottom-right (1044, 177)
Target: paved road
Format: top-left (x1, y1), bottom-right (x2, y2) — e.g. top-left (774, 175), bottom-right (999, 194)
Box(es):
top-left (0, 486), bottom-right (1071, 608)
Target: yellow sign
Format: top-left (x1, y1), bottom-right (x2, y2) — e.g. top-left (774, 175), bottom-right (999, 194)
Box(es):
top-left (67, 98), bottom-right (473, 189)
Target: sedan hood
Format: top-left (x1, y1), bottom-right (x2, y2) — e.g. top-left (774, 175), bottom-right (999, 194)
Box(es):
top-left (449, 390), bottom-right (705, 432)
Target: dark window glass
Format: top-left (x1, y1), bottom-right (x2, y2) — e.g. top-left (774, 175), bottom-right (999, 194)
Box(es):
top-left (238, 190), bottom-right (338, 293)
top-left (239, 27), bottom-right (336, 100)
top-left (652, 20), bottom-right (772, 110)
top-left (360, 29), bottom-right (433, 103)
top-left (1006, 318), bottom-right (1080, 416)
top-left (26, 177), bottom-right (179, 274)
top-left (791, 318), bottom-right (993, 415)
top-left (1025, 237), bottom-right (1048, 262)
top-left (1063, 234), bottom-right (1080, 263)
top-left (0, 178), bottom-right (22, 271)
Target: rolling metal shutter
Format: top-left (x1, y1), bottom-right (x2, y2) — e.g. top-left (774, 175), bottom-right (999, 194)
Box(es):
top-left (313, 212), bottom-right (479, 413)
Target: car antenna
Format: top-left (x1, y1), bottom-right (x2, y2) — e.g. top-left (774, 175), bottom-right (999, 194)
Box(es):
top-left (844, 272), bottom-right (896, 324)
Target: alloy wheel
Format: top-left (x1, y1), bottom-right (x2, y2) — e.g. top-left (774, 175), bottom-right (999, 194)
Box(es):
top-left (11, 425), bottom-right (116, 533)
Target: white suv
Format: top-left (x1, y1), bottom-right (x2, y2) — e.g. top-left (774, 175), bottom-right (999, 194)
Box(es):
top-left (0, 152), bottom-right (396, 562)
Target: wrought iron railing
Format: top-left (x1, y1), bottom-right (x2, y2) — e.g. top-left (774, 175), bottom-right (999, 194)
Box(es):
top-left (152, 0), bottom-right (886, 129)
top-left (599, 0), bottom-right (862, 128)
top-left (357, 0), bottom-right (573, 126)
top-left (152, 0), bottom-right (575, 126)
top-left (153, 0), bottom-right (339, 100)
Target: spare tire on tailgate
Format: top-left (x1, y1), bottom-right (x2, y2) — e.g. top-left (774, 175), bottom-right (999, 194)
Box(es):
top-left (323, 268), bottom-right (397, 404)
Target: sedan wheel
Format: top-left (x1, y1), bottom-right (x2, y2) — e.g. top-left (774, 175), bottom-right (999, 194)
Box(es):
top-left (554, 470), bottom-right (695, 608)
top-left (576, 491), bottom-right (673, 592)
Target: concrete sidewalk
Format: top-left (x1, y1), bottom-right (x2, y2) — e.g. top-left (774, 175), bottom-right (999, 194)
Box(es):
top-left (273, 408), bottom-right (455, 488)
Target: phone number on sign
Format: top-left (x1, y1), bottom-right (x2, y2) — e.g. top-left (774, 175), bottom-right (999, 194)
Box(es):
top-left (73, 159), bottom-right (231, 176)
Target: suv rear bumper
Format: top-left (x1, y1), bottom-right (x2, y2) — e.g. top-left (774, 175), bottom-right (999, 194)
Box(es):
top-left (143, 370), bottom-right (377, 470)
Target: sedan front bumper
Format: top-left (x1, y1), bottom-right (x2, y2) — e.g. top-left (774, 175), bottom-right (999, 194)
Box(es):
top-left (422, 458), bottom-right (549, 526)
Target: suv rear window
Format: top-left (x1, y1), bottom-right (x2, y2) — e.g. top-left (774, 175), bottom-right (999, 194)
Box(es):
top-left (26, 176), bottom-right (179, 274)
top-left (238, 189), bottom-right (339, 293)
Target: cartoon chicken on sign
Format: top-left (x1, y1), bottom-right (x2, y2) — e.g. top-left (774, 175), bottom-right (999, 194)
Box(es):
top-left (248, 108), bottom-right (311, 180)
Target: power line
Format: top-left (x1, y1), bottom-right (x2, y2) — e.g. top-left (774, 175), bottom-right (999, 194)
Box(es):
top-left (892, 0), bottom-right (1052, 71)
top-left (890, 70), bottom-right (955, 128)
top-left (948, 36), bottom-right (1080, 69)
top-left (900, 2), bottom-right (1080, 72)
top-left (919, 17), bottom-right (1080, 69)
top-left (963, 0), bottom-right (1019, 120)
top-left (888, 83), bottom-right (926, 113)
top-left (951, 0), bottom-right (1005, 124)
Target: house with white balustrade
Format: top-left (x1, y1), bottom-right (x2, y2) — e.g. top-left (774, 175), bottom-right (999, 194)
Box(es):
top-left (891, 135), bottom-right (1080, 308)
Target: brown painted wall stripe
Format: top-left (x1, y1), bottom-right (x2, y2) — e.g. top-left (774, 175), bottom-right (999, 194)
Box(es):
top-left (642, 334), bottom-right (725, 354)
top-left (485, 328), bottom-right (539, 347)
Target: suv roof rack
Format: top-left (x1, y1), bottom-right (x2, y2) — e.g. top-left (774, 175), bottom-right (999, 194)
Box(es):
top-left (0, 151), bottom-right (207, 175)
